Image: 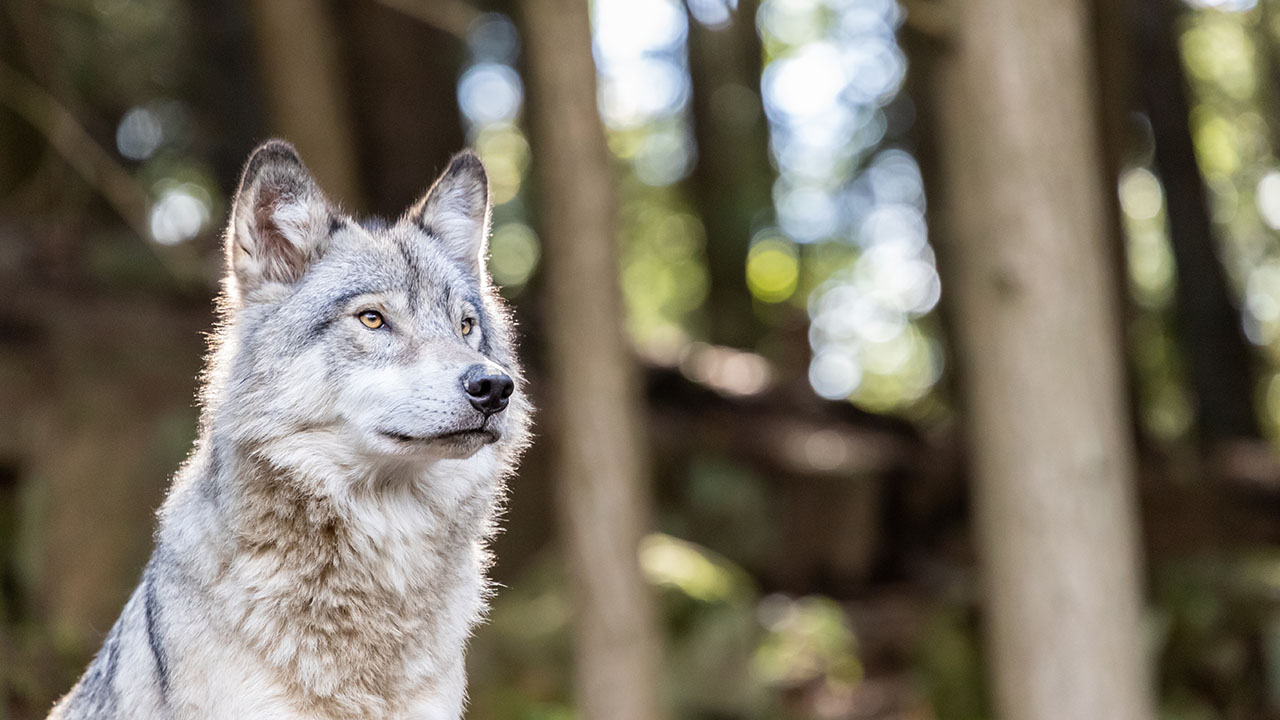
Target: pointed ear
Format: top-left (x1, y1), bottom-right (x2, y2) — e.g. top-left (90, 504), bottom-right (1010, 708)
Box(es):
top-left (226, 139), bottom-right (333, 301)
top-left (408, 151), bottom-right (491, 278)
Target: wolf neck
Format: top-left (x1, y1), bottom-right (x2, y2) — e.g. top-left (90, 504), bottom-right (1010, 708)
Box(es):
top-left (226, 442), bottom-right (499, 555)
top-left (168, 439), bottom-right (498, 715)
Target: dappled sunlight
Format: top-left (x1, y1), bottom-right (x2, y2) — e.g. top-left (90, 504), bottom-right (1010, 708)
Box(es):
top-left (1181, 16), bottom-right (1258, 100)
top-left (1120, 166), bottom-right (1177, 310)
top-left (459, 13), bottom-right (541, 298)
top-left (619, 201), bottom-right (709, 339)
top-left (589, 0), bottom-right (943, 417)
top-left (640, 532), bottom-right (739, 603)
top-left (753, 595), bottom-right (862, 695)
top-left (487, 222), bottom-right (541, 289)
top-left (1175, 1), bottom-right (1280, 442)
top-left (1256, 169), bottom-right (1280, 229)
top-left (1184, 0), bottom-right (1259, 13)
top-left (148, 180), bottom-right (211, 246)
top-left (678, 341), bottom-right (774, 396)
top-left (458, 63), bottom-right (524, 126)
top-left (473, 123), bottom-right (530, 205)
top-left (756, 0), bottom-right (940, 414)
top-left (593, 0), bottom-right (691, 133)
top-left (745, 234), bottom-right (799, 303)
top-left (115, 106), bottom-right (164, 161)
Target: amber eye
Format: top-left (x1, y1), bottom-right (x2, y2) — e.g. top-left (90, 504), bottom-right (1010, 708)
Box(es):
top-left (460, 317), bottom-right (476, 337)
top-left (358, 310), bottom-right (385, 329)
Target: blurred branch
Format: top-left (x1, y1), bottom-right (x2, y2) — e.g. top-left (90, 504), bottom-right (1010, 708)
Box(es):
top-left (370, 0), bottom-right (479, 39)
top-left (0, 60), bottom-right (208, 290)
top-left (0, 59), bottom-right (149, 239)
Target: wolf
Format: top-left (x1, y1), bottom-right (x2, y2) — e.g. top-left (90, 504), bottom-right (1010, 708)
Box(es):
top-left (48, 139), bottom-right (532, 719)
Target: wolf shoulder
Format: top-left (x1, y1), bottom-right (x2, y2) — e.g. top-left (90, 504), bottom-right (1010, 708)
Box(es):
top-left (47, 573), bottom-right (168, 719)
top-left (47, 541), bottom-right (277, 720)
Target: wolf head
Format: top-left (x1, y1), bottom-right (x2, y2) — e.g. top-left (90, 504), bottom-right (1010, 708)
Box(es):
top-left (204, 140), bottom-right (530, 486)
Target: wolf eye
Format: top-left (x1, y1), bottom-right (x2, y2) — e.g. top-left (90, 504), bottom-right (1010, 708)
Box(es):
top-left (358, 310), bottom-right (385, 329)
top-left (460, 317), bottom-right (476, 337)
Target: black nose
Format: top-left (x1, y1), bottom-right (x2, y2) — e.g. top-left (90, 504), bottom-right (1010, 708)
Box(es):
top-left (462, 364), bottom-right (514, 416)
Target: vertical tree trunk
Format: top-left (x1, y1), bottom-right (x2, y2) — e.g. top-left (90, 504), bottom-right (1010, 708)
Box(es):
top-left (245, 0), bottom-right (363, 209)
top-left (925, 1), bottom-right (1155, 719)
top-left (1132, 0), bottom-right (1260, 442)
top-left (686, 0), bottom-right (772, 348)
top-left (337, 0), bottom-right (468, 217)
top-left (520, 3), bottom-right (664, 720)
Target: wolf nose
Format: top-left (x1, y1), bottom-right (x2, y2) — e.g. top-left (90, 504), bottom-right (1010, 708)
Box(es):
top-left (462, 365), bottom-right (514, 416)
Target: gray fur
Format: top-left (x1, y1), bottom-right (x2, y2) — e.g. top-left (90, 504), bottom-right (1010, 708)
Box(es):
top-left (49, 140), bottom-right (532, 720)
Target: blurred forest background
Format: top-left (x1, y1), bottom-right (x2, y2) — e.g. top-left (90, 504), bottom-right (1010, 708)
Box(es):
top-left (3, 0), bottom-right (1280, 718)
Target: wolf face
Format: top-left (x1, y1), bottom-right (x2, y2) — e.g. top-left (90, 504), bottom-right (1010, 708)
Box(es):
top-left (210, 141), bottom-right (529, 482)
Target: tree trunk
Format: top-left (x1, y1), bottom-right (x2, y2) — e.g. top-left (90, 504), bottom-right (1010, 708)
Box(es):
top-left (336, 0), bottom-right (468, 218)
top-left (686, 0), bottom-right (772, 348)
top-left (924, 1), bottom-right (1155, 719)
top-left (1132, 0), bottom-right (1260, 443)
top-left (520, 3), bottom-right (664, 720)
top-left (245, 0), bottom-right (363, 209)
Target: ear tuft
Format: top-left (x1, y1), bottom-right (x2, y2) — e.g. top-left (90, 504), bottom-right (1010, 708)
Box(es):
top-left (227, 139), bottom-right (332, 300)
top-left (408, 151), bottom-right (491, 278)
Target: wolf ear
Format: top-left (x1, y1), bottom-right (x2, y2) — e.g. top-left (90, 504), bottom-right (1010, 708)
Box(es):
top-left (408, 151), bottom-right (491, 279)
top-left (226, 139), bottom-right (333, 301)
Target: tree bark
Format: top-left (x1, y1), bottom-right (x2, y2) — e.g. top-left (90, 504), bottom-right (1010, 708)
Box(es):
top-left (520, 2), bottom-right (664, 720)
top-left (686, 0), bottom-right (772, 348)
top-left (245, 0), bottom-right (363, 210)
top-left (924, 1), bottom-right (1155, 719)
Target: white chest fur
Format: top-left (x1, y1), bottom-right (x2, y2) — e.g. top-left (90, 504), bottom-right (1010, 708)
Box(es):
top-left (156, 453), bottom-right (499, 720)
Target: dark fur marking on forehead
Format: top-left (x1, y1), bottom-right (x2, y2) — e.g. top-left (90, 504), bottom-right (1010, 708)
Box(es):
top-left (329, 286), bottom-right (386, 309)
top-left (328, 215), bottom-right (346, 235)
top-left (394, 234), bottom-right (424, 307)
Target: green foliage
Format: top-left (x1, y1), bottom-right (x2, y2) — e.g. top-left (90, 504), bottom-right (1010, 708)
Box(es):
top-left (469, 537), bottom-right (875, 720)
top-left (1150, 554), bottom-right (1280, 720)
top-left (915, 605), bottom-right (989, 720)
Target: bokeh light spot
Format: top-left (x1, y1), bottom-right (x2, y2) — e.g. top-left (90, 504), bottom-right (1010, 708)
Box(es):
top-left (808, 349), bottom-right (862, 400)
top-left (117, 106), bottom-right (163, 161)
top-left (747, 237), bottom-right (800, 303)
top-left (149, 182), bottom-right (211, 245)
top-left (488, 222), bottom-right (541, 288)
top-left (1119, 167), bottom-right (1165, 221)
top-left (459, 63), bottom-right (524, 125)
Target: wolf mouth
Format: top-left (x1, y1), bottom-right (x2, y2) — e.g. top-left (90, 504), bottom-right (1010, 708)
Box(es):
top-left (379, 427), bottom-right (500, 444)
